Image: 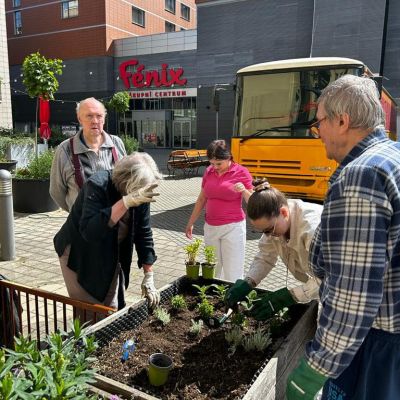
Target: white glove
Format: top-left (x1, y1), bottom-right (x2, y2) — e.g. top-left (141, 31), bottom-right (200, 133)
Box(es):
top-left (122, 183), bottom-right (159, 209)
top-left (141, 271), bottom-right (160, 308)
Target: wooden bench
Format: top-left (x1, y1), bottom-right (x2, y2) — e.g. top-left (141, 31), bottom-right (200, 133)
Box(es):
top-left (167, 149), bottom-right (209, 177)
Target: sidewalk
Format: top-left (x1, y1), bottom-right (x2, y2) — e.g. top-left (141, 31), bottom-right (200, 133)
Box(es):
top-left (0, 149), bottom-right (295, 306)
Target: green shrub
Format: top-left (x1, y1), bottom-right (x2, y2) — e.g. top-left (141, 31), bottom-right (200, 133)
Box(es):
top-left (171, 295), bottom-right (187, 310)
top-left (121, 135), bottom-right (139, 154)
top-left (196, 299), bottom-right (214, 319)
top-left (14, 149), bottom-right (55, 179)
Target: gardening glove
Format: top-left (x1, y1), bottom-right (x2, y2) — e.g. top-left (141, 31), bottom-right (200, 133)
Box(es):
top-left (122, 183), bottom-right (159, 209)
top-left (286, 357), bottom-right (328, 400)
top-left (224, 278), bottom-right (254, 308)
top-left (249, 287), bottom-right (295, 321)
top-left (141, 272), bottom-right (160, 308)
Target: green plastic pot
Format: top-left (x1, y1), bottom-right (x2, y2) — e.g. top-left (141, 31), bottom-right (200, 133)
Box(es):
top-left (148, 353), bottom-right (173, 386)
top-left (201, 263), bottom-right (216, 280)
top-left (186, 262), bottom-right (200, 280)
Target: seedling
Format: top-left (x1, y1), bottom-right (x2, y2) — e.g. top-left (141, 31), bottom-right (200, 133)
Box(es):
top-left (225, 326), bottom-right (243, 356)
top-left (211, 283), bottom-right (228, 301)
top-left (171, 295), bottom-right (187, 310)
top-left (153, 307), bottom-right (171, 326)
top-left (184, 238), bottom-right (202, 265)
top-left (203, 245), bottom-right (217, 265)
top-left (197, 299), bottom-right (214, 319)
top-left (240, 290), bottom-right (260, 312)
top-left (242, 328), bottom-right (272, 352)
top-left (231, 311), bottom-right (248, 328)
top-left (189, 319), bottom-right (203, 337)
top-left (192, 284), bottom-right (212, 301)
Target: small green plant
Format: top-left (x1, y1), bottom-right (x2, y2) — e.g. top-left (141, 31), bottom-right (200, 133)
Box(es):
top-left (231, 311), bottom-right (248, 328)
top-left (196, 299), bottom-right (214, 319)
top-left (171, 294), bottom-right (187, 310)
top-left (0, 319), bottom-right (99, 399)
top-left (153, 307), bottom-right (171, 326)
top-left (225, 326), bottom-right (243, 356)
top-left (203, 245), bottom-right (216, 265)
top-left (192, 284), bottom-right (212, 301)
top-left (240, 290), bottom-right (260, 312)
top-left (211, 283), bottom-right (228, 301)
top-left (242, 328), bottom-right (272, 352)
top-left (184, 238), bottom-right (202, 265)
top-left (189, 319), bottom-right (203, 336)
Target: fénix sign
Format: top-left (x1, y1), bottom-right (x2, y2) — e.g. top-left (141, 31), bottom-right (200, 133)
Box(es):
top-left (119, 59), bottom-right (187, 89)
top-left (128, 88), bottom-right (197, 99)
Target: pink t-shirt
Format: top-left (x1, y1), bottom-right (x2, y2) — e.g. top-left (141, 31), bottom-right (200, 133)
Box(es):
top-left (202, 162), bottom-right (253, 226)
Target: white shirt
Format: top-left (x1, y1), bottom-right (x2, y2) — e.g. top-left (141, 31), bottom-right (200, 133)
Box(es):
top-left (247, 199), bottom-right (323, 303)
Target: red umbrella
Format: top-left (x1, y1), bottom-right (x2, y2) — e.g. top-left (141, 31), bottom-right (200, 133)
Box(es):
top-left (39, 97), bottom-right (51, 141)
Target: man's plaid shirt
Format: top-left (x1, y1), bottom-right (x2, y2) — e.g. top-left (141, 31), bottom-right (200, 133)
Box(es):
top-left (306, 128), bottom-right (400, 377)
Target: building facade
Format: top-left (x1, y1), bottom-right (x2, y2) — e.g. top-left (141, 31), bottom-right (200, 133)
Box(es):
top-left (0, 1), bottom-right (12, 128)
top-left (5, 0), bottom-right (400, 148)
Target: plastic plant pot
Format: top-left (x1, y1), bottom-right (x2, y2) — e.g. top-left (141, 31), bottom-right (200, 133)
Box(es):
top-left (201, 263), bottom-right (216, 280)
top-left (185, 262), bottom-right (200, 280)
top-left (148, 353), bottom-right (173, 386)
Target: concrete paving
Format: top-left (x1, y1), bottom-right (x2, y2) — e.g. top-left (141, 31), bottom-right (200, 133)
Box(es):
top-left (0, 148), bottom-right (297, 308)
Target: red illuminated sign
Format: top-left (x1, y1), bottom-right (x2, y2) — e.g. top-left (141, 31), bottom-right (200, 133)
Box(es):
top-left (119, 59), bottom-right (187, 89)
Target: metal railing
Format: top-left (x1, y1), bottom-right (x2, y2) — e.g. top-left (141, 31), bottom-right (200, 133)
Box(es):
top-left (0, 279), bottom-right (115, 348)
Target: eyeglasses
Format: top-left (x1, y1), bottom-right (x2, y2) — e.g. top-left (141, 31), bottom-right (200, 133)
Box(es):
top-left (262, 217), bottom-right (277, 236)
top-left (309, 116), bottom-right (327, 138)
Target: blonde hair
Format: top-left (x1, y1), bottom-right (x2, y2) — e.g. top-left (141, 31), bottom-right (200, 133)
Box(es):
top-left (112, 153), bottom-right (162, 195)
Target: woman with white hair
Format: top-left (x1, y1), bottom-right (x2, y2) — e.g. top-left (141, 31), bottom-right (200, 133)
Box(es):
top-left (54, 152), bottom-right (161, 319)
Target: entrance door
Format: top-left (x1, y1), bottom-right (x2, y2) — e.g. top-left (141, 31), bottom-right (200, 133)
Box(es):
top-left (173, 120), bottom-right (191, 148)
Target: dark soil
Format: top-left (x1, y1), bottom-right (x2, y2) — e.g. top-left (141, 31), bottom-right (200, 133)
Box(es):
top-left (94, 286), bottom-right (305, 400)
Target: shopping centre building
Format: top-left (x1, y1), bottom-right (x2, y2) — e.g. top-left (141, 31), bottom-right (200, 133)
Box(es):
top-left (5, 0), bottom-right (400, 149)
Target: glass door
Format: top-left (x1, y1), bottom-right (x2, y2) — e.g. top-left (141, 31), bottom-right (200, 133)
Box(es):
top-left (173, 120), bottom-right (191, 148)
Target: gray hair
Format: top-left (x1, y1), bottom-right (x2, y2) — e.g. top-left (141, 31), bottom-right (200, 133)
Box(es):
top-left (112, 152), bottom-right (162, 195)
top-left (317, 75), bottom-right (385, 131)
top-left (76, 97), bottom-right (107, 117)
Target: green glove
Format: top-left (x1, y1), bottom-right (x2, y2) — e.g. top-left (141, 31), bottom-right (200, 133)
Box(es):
top-left (224, 279), bottom-right (253, 308)
top-left (286, 357), bottom-right (328, 400)
top-left (250, 287), bottom-right (295, 320)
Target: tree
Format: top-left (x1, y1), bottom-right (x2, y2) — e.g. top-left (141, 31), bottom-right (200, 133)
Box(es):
top-left (22, 52), bottom-right (63, 154)
top-left (107, 91), bottom-right (130, 135)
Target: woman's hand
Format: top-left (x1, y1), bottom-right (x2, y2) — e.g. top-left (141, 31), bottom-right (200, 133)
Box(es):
top-left (141, 271), bottom-right (160, 308)
top-left (122, 183), bottom-right (159, 209)
top-left (185, 224), bottom-right (194, 239)
top-left (233, 182), bottom-right (246, 193)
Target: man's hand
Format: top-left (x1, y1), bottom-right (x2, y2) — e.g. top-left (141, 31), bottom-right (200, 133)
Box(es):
top-left (286, 357), bottom-right (328, 399)
top-left (224, 278), bottom-right (253, 308)
top-left (122, 183), bottom-right (159, 209)
top-left (141, 271), bottom-right (160, 308)
top-left (250, 287), bottom-right (295, 320)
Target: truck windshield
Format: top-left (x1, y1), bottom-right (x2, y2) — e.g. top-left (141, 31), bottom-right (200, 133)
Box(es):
top-left (234, 67), bottom-right (363, 138)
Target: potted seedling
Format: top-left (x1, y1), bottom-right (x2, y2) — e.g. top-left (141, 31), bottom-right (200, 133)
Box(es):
top-left (184, 238), bottom-right (202, 279)
top-left (202, 245), bottom-right (217, 280)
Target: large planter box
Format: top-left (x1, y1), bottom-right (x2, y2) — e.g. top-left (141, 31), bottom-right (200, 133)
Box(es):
top-left (88, 277), bottom-right (317, 400)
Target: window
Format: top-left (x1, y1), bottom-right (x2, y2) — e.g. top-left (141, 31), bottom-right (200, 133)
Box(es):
top-left (181, 4), bottom-right (190, 21)
top-left (132, 7), bottom-right (145, 27)
top-left (165, 0), bottom-right (175, 14)
top-left (165, 21), bottom-right (175, 32)
top-left (62, 1), bottom-right (79, 19)
top-left (14, 11), bottom-right (22, 35)
top-left (13, 0), bottom-right (21, 7)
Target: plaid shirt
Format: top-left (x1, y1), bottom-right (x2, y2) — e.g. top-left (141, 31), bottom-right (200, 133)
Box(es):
top-left (306, 128), bottom-right (400, 378)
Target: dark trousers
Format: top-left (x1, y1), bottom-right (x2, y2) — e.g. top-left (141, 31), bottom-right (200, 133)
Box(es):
top-left (322, 328), bottom-right (400, 400)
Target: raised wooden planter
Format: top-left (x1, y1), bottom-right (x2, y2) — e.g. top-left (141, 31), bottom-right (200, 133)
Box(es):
top-left (88, 277), bottom-right (317, 400)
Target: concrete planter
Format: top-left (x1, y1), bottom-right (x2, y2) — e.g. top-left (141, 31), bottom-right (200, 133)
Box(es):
top-left (88, 277), bottom-right (317, 400)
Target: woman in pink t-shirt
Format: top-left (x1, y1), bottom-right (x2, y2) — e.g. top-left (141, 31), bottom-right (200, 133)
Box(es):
top-left (185, 140), bottom-right (253, 281)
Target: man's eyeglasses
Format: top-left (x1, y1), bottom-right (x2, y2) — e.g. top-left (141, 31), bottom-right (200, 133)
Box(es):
top-left (261, 217), bottom-right (277, 236)
top-left (309, 116), bottom-right (327, 138)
